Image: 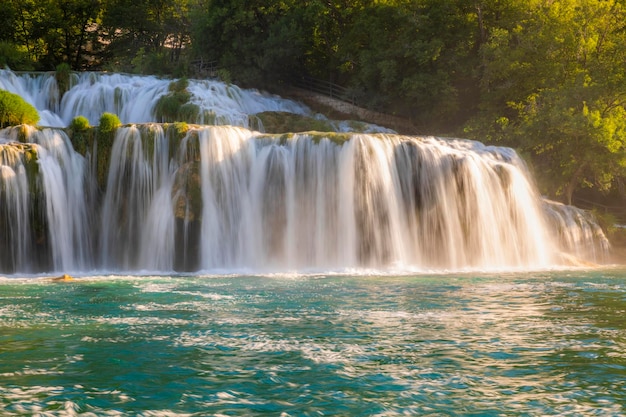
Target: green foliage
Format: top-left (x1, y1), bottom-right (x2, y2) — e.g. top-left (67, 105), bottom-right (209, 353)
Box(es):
top-left (68, 116), bottom-right (92, 155)
top-left (55, 63), bottom-right (72, 95)
top-left (95, 112), bottom-right (121, 188)
top-left (255, 111), bottom-right (336, 133)
top-left (191, 0), bottom-right (309, 87)
top-left (1, 0), bottom-right (104, 70)
top-left (131, 48), bottom-right (189, 75)
top-left (98, 112), bottom-right (121, 134)
top-left (465, 0), bottom-right (626, 205)
top-left (169, 78), bottom-right (189, 93)
top-left (216, 69), bottom-right (232, 84)
top-left (178, 103), bottom-right (201, 123)
top-left (101, 0), bottom-right (191, 73)
top-left (0, 42), bottom-right (33, 70)
top-left (155, 79), bottom-right (201, 123)
top-left (0, 90), bottom-right (40, 128)
top-left (69, 115), bottom-right (90, 131)
top-left (4, 0), bottom-right (626, 212)
top-left (155, 90), bottom-right (193, 123)
top-left (170, 122), bottom-right (189, 136)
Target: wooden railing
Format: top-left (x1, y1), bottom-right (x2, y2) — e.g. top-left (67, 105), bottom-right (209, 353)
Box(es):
top-left (294, 76), bottom-right (357, 106)
top-left (191, 59), bottom-right (219, 77)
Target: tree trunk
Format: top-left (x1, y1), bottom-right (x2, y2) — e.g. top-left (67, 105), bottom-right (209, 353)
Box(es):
top-left (564, 163), bottom-right (586, 206)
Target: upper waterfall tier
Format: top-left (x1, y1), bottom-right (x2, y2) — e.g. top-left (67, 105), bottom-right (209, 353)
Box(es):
top-left (0, 124), bottom-right (610, 274)
top-left (0, 69), bottom-right (311, 128)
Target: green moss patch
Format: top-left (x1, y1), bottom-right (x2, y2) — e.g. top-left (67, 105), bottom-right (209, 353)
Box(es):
top-left (0, 90), bottom-right (40, 128)
top-left (254, 111), bottom-right (336, 133)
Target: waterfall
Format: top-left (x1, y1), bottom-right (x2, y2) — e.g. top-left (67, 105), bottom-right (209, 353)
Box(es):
top-left (0, 69), bottom-right (309, 128)
top-left (544, 200), bottom-right (611, 264)
top-left (98, 125), bottom-right (174, 270)
top-left (0, 126), bottom-right (91, 273)
top-left (0, 70), bottom-right (65, 127)
top-left (0, 143), bottom-right (33, 272)
top-left (0, 68), bottom-right (612, 273)
top-left (0, 125), bottom-right (610, 273)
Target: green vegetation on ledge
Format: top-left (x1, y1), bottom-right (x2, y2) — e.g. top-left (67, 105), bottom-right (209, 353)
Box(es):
top-left (94, 113), bottom-right (121, 188)
top-left (254, 112), bottom-right (335, 134)
top-left (0, 90), bottom-right (39, 128)
top-left (155, 79), bottom-right (209, 124)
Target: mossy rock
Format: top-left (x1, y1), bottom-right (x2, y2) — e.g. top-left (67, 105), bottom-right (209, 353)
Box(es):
top-left (0, 142), bottom-right (40, 192)
top-left (256, 131), bottom-right (352, 147)
top-left (166, 121), bottom-right (190, 137)
top-left (0, 90), bottom-right (39, 128)
top-left (64, 116), bottom-right (117, 190)
top-left (165, 122), bottom-right (191, 159)
top-left (172, 161), bottom-right (202, 221)
top-left (55, 63), bottom-right (72, 96)
top-left (254, 111), bottom-right (336, 133)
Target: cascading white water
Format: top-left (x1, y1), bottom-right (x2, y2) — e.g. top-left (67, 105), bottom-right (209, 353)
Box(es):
top-left (186, 130), bottom-right (558, 270)
top-left (28, 127), bottom-right (93, 271)
top-left (0, 69), bottom-right (310, 128)
top-left (0, 70), bottom-right (65, 127)
top-left (0, 143), bottom-right (33, 272)
top-left (544, 200), bottom-right (611, 264)
top-left (0, 124), bottom-right (610, 273)
top-left (0, 126), bottom-right (92, 272)
top-left (99, 124), bottom-right (176, 270)
top-left (0, 69), bottom-right (612, 273)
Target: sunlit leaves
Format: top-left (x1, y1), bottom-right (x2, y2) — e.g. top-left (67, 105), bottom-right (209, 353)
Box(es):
top-left (467, 0), bottom-right (626, 203)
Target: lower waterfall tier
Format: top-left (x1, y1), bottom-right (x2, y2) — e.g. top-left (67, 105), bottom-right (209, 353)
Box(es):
top-left (0, 124), bottom-right (610, 274)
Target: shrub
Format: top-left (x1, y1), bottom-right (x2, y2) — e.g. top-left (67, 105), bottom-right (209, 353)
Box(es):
top-left (169, 78), bottom-right (189, 92)
top-left (98, 112), bottom-right (121, 134)
top-left (155, 90), bottom-right (194, 123)
top-left (69, 115), bottom-right (90, 131)
top-left (179, 103), bottom-right (200, 122)
top-left (0, 90), bottom-right (39, 128)
top-left (216, 69), bottom-right (232, 85)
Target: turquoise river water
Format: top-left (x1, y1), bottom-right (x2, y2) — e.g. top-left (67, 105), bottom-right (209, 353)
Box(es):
top-left (1, 268), bottom-right (626, 416)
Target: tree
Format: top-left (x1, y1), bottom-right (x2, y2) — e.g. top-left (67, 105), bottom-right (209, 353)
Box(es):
top-left (466, 0), bottom-right (626, 203)
top-left (191, 0), bottom-right (309, 86)
top-left (102, 0), bottom-right (191, 73)
top-left (0, 0), bottom-right (103, 70)
top-left (338, 0), bottom-right (478, 129)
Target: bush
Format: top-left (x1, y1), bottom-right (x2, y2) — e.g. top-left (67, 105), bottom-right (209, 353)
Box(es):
top-left (169, 78), bottom-right (189, 92)
top-left (155, 90), bottom-right (194, 123)
top-left (69, 115), bottom-right (90, 131)
top-left (0, 90), bottom-right (40, 128)
top-left (98, 112), bottom-right (121, 134)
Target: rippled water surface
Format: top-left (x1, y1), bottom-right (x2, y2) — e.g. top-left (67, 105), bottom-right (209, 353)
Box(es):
top-left (1, 269), bottom-right (626, 416)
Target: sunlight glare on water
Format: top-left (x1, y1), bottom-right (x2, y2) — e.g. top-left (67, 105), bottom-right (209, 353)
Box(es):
top-left (1, 269), bottom-right (626, 416)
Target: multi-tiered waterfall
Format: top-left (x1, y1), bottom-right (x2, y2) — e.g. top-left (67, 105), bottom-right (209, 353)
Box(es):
top-left (0, 69), bottom-right (610, 274)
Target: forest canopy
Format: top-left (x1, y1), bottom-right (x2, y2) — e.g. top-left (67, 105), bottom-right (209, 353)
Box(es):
top-left (1, 0), bottom-right (626, 207)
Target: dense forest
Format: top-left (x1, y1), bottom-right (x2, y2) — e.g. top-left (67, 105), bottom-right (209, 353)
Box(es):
top-left (1, 0), bottom-right (626, 211)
